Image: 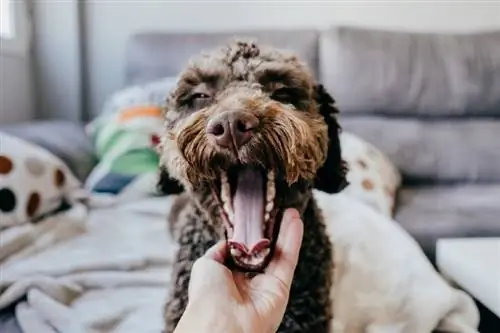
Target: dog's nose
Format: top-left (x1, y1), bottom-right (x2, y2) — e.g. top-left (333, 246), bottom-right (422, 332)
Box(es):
top-left (206, 111), bottom-right (259, 150)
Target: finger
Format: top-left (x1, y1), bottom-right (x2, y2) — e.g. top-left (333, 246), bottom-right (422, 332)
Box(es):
top-left (188, 243), bottom-right (230, 299)
top-left (265, 208), bottom-right (304, 288)
top-left (202, 240), bottom-right (228, 264)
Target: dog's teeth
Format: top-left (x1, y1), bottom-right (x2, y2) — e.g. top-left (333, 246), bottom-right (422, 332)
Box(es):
top-left (265, 201), bottom-right (273, 213)
top-left (265, 212), bottom-right (270, 222)
top-left (222, 198), bottom-right (233, 220)
top-left (221, 184), bottom-right (230, 200)
top-left (266, 186), bottom-right (275, 203)
top-left (220, 172), bottom-right (232, 215)
top-left (267, 171), bottom-right (274, 186)
top-left (221, 172), bottom-right (229, 184)
top-left (230, 248), bottom-right (242, 258)
top-left (256, 248), bottom-right (270, 259)
top-left (224, 203), bottom-right (233, 220)
top-left (221, 173), bottom-right (229, 193)
top-left (222, 183), bottom-right (230, 194)
top-left (266, 171), bottom-right (276, 203)
top-left (221, 190), bottom-right (231, 206)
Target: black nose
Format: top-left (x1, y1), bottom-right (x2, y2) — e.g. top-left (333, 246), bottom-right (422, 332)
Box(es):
top-left (206, 111), bottom-right (259, 150)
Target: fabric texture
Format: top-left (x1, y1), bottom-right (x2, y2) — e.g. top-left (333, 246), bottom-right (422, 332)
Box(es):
top-left (0, 121), bottom-right (97, 182)
top-left (0, 133), bottom-right (82, 228)
top-left (97, 77), bottom-right (178, 119)
top-left (340, 131), bottom-right (401, 217)
top-left (85, 77), bottom-right (177, 196)
top-left (320, 26), bottom-right (500, 116)
top-left (125, 30), bottom-right (320, 87)
top-left (0, 195), bottom-right (176, 333)
top-left (395, 184), bottom-right (500, 261)
top-left (341, 116), bottom-right (500, 184)
top-left (0, 191), bottom-right (480, 333)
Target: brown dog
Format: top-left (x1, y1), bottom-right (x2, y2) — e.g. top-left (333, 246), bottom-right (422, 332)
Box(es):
top-left (158, 40), bottom-right (348, 332)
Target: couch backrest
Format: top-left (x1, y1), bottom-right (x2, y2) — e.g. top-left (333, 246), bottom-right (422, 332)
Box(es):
top-left (125, 29), bottom-right (321, 85)
top-left (124, 26), bottom-right (500, 185)
top-left (320, 26), bottom-right (500, 117)
top-left (320, 27), bottom-right (500, 185)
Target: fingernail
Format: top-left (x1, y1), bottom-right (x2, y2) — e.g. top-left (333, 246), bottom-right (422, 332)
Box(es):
top-left (285, 208), bottom-right (300, 220)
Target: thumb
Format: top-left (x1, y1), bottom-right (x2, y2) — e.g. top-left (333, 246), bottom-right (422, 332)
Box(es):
top-left (264, 208), bottom-right (303, 289)
top-left (188, 241), bottom-right (231, 299)
top-left (203, 241), bottom-right (229, 264)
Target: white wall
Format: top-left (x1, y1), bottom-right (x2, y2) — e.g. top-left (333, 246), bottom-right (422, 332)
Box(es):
top-left (0, 0), bottom-right (33, 124)
top-left (31, 0), bottom-right (83, 122)
top-left (83, 0), bottom-right (500, 118)
top-left (0, 53), bottom-right (34, 124)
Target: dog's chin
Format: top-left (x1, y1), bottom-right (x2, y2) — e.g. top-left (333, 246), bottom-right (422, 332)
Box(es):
top-left (208, 164), bottom-right (283, 272)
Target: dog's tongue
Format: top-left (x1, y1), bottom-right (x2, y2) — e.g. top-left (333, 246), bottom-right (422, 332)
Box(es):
top-left (230, 168), bottom-right (269, 255)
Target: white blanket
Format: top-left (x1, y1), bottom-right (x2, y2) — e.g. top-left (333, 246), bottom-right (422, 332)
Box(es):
top-left (0, 195), bottom-right (178, 333)
top-left (0, 192), bottom-right (479, 333)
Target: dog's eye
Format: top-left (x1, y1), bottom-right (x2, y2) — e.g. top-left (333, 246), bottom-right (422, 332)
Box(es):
top-left (188, 92), bottom-right (211, 109)
top-left (192, 93), bottom-right (210, 100)
top-left (270, 87), bottom-right (296, 104)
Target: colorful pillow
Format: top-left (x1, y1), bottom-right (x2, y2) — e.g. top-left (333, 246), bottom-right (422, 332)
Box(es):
top-left (0, 133), bottom-right (82, 228)
top-left (85, 77), bottom-right (178, 196)
top-left (84, 105), bottom-right (164, 195)
top-left (98, 76), bottom-right (178, 120)
top-left (340, 131), bottom-right (402, 217)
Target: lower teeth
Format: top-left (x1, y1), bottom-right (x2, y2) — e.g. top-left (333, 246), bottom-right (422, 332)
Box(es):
top-left (230, 248), bottom-right (242, 257)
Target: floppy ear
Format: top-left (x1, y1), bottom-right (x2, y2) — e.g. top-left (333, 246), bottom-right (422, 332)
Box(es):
top-left (313, 84), bottom-right (349, 194)
top-left (157, 166), bottom-right (185, 195)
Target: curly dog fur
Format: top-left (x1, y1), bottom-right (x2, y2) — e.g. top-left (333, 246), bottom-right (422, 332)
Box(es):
top-left (158, 39), bottom-right (348, 332)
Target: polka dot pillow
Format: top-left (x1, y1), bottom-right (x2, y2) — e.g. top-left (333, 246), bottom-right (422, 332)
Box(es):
top-left (0, 132), bottom-right (81, 228)
top-left (340, 131), bottom-right (402, 217)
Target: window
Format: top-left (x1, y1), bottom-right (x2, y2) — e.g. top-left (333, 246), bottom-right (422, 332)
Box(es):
top-left (0, 0), bottom-right (30, 56)
top-left (0, 0), bottom-right (13, 38)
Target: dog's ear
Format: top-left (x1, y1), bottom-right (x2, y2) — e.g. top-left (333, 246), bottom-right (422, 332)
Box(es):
top-left (157, 166), bottom-right (184, 195)
top-left (313, 84), bottom-right (349, 194)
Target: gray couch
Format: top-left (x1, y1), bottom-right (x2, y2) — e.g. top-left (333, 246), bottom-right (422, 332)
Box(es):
top-left (127, 26), bottom-right (500, 263)
top-left (1, 26), bottom-right (499, 330)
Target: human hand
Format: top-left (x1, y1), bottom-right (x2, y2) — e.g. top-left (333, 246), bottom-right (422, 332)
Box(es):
top-left (173, 208), bottom-right (304, 333)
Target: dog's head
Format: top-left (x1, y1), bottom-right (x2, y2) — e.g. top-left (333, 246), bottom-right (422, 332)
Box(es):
top-left (159, 40), bottom-right (347, 271)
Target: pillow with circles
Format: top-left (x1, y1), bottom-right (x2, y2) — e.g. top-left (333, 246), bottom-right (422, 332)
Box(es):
top-left (340, 131), bottom-right (402, 217)
top-left (0, 132), bottom-right (82, 228)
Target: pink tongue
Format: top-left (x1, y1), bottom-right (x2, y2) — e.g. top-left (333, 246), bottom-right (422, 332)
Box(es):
top-left (231, 168), bottom-right (267, 254)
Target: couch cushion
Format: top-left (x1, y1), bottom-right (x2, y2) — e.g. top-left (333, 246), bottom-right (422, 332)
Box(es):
top-left (125, 29), bottom-right (320, 85)
top-left (340, 116), bottom-right (500, 183)
top-left (395, 184), bottom-right (500, 262)
top-left (320, 26), bottom-right (500, 116)
top-left (0, 121), bottom-right (96, 182)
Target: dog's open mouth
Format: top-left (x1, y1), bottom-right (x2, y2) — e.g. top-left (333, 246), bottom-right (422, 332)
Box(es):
top-left (212, 165), bottom-right (279, 272)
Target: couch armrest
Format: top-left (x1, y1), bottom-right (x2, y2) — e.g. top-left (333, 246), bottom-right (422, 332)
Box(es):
top-left (0, 120), bottom-right (97, 181)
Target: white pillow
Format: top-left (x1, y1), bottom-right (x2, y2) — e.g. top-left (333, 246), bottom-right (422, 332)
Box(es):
top-left (0, 133), bottom-right (81, 228)
top-left (340, 131), bottom-right (402, 217)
